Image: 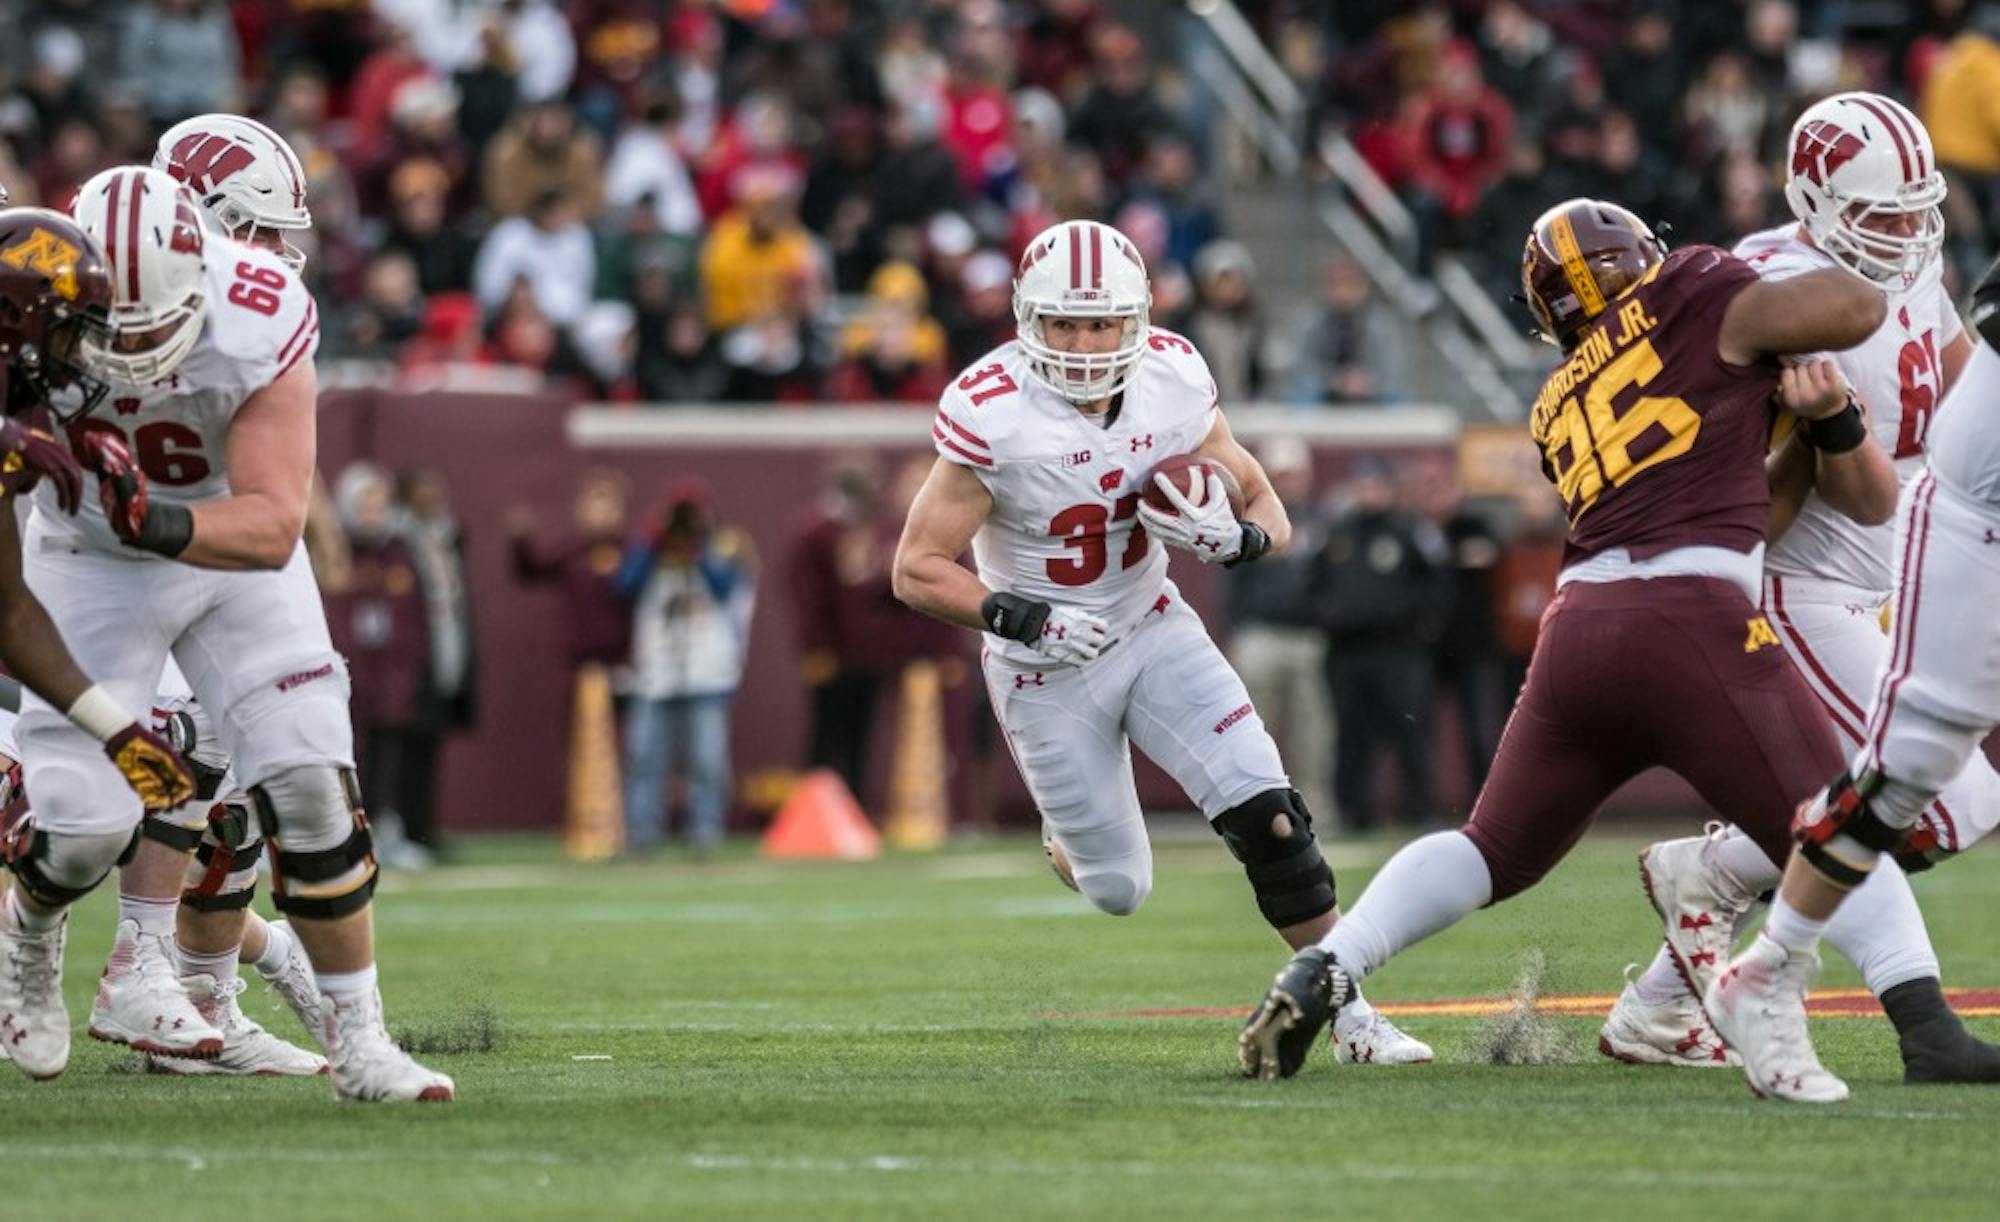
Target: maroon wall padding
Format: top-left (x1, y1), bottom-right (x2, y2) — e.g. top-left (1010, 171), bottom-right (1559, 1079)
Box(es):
top-left (324, 395), bottom-right (1732, 835)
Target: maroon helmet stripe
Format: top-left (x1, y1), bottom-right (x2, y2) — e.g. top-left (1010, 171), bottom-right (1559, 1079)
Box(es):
top-left (1850, 95), bottom-right (1913, 183)
top-left (1890, 97), bottom-right (1929, 177)
top-left (122, 169), bottom-right (144, 300)
top-left (1068, 226), bottom-right (1081, 290)
top-left (1089, 226), bottom-right (1101, 289)
top-left (103, 173), bottom-right (123, 290)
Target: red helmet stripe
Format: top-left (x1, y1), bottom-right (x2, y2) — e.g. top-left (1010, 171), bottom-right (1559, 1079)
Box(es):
top-left (1890, 97), bottom-right (1930, 177)
top-left (1089, 225), bottom-right (1102, 289)
top-left (1849, 95), bottom-right (1913, 184)
top-left (102, 173), bottom-right (123, 291)
top-left (122, 169), bottom-right (145, 300)
top-left (1068, 225), bottom-right (1081, 290)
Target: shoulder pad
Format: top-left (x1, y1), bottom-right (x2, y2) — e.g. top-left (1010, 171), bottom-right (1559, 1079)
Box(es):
top-left (203, 238), bottom-right (319, 385)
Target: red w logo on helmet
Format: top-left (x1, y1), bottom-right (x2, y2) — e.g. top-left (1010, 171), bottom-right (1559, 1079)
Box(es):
top-left (1791, 120), bottom-right (1865, 189)
top-left (168, 134), bottom-right (255, 195)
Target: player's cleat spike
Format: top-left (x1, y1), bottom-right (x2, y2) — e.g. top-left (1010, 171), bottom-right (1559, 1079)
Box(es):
top-left (144, 974), bottom-right (326, 1077)
top-left (322, 988), bottom-right (455, 1102)
top-left (1332, 995), bottom-right (1433, 1065)
top-left (0, 916), bottom-right (70, 1080)
top-left (1639, 830), bottom-right (1752, 1006)
top-left (1041, 823), bottom-right (1078, 893)
top-left (1706, 933), bottom-right (1848, 1103)
top-left (87, 919), bottom-right (223, 1059)
top-left (1240, 946), bottom-right (1349, 1080)
top-left (1598, 964), bottom-right (1738, 1068)
top-left (256, 920), bottom-right (327, 1046)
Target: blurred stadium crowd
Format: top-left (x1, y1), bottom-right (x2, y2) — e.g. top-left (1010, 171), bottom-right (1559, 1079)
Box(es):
top-left (1289, 0), bottom-right (2000, 306)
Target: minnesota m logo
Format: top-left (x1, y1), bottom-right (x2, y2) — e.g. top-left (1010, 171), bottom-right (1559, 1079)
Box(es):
top-left (0, 228), bottom-right (81, 300)
top-left (1744, 615), bottom-right (1780, 654)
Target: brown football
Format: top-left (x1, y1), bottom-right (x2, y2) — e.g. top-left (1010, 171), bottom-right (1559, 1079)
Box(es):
top-left (1140, 453), bottom-right (1245, 517)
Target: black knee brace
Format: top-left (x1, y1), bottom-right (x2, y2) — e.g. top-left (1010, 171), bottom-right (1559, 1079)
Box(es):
top-left (1, 821), bottom-right (138, 909)
top-left (250, 768), bottom-right (378, 920)
top-left (1212, 789), bottom-right (1337, 929)
top-left (181, 803), bottom-right (262, 913)
top-left (1795, 769), bottom-right (1908, 888)
top-left (140, 809), bottom-right (209, 853)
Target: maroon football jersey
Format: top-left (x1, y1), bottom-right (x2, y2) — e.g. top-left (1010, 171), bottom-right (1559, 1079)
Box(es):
top-left (1527, 245), bottom-right (1775, 563)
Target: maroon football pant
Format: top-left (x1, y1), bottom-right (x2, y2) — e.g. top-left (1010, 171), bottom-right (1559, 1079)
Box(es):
top-left (1463, 576), bottom-right (1843, 902)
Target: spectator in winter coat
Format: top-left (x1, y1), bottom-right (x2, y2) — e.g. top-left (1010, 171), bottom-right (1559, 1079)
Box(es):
top-left (618, 484), bottom-right (757, 855)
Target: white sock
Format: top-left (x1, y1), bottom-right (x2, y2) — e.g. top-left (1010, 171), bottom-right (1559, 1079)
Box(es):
top-left (4, 889), bottom-right (63, 935)
top-left (1320, 831), bottom-right (1492, 981)
top-left (1630, 943), bottom-right (1688, 1007)
top-left (1822, 858), bottom-right (1940, 996)
top-left (1764, 895), bottom-right (1830, 955)
top-left (177, 939), bottom-right (240, 982)
top-left (315, 963), bottom-right (378, 999)
top-left (253, 919), bottom-right (296, 977)
top-left (117, 893), bottom-right (178, 938)
top-left (1711, 829), bottom-right (1783, 897)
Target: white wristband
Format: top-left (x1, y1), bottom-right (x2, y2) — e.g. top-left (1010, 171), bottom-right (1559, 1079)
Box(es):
top-left (65, 684), bottom-right (131, 744)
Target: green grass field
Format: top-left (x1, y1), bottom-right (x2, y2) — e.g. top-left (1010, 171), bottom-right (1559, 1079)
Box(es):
top-left (11, 828), bottom-right (2000, 1221)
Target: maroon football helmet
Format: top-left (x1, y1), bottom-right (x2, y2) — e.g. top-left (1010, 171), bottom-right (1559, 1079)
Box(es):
top-left (1520, 198), bottom-right (1667, 352)
top-left (0, 207), bottom-right (114, 421)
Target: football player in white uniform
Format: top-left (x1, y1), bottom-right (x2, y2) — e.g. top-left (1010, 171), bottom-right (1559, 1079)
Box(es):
top-left (892, 219), bottom-right (1431, 1065)
top-left (78, 114), bottom-right (331, 1078)
top-left (0, 165), bottom-right (450, 1100)
top-left (1605, 94), bottom-right (2000, 1090)
top-left (1709, 247), bottom-right (2000, 1101)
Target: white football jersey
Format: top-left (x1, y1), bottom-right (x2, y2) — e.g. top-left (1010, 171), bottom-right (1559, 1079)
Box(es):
top-left (1733, 224), bottom-right (1962, 592)
top-left (935, 331), bottom-right (1220, 667)
top-left (32, 235), bottom-right (318, 556)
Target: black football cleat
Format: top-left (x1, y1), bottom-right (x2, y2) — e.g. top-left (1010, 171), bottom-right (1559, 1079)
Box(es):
top-left (1900, 1018), bottom-right (2000, 1085)
top-left (1239, 947), bottom-right (1350, 1080)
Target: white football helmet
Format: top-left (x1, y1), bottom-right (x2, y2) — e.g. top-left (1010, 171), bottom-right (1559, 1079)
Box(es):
top-left (153, 114), bottom-right (311, 269)
top-left (71, 167), bottom-right (209, 386)
top-left (1013, 219), bottom-right (1152, 403)
top-left (1784, 91), bottom-right (1945, 287)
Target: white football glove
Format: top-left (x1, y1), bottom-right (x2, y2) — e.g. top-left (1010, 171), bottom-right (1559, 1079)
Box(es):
top-left (1030, 605), bottom-right (1112, 666)
top-left (1136, 469), bottom-right (1243, 564)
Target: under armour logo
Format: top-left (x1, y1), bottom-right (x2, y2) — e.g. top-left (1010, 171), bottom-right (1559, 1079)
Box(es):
top-left (1679, 913), bottom-right (1713, 932)
top-left (1129, 434), bottom-right (1152, 452)
top-left (1193, 533), bottom-right (1222, 555)
top-left (1674, 1029), bottom-right (1704, 1055)
top-left (1985, 528), bottom-right (2000, 545)
top-left (1013, 672), bottom-right (1045, 689)
top-left (1688, 950), bottom-right (1715, 968)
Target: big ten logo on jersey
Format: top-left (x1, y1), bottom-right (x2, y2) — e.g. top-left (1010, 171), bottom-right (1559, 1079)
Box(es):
top-left (1894, 308), bottom-right (1941, 459)
top-left (66, 413), bottom-right (209, 488)
top-left (1529, 278), bottom-right (1700, 523)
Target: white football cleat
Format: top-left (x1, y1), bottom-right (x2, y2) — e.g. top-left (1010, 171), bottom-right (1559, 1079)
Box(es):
top-left (0, 917), bottom-right (71, 1080)
top-left (145, 974), bottom-right (326, 1077)
top-left (87, 919), bottom-right (223, 1059)
top-left (322, 988), bottom-right (455, 1103)
top-left (256, 920), bottom-right (326, 1045)
top-left (1599, 966), bottom-right (1737, 1068)
top-left (1332, 995), bottom-right (1434, 1065)
top-left (1706, 933), bottom-right (1848, 1103)
top-left (1638, 828), bottom-right (1751, 1003)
